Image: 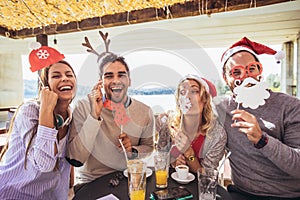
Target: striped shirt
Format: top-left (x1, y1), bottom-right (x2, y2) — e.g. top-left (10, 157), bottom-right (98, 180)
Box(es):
top-left (0, 101), bottom-right (70, 200)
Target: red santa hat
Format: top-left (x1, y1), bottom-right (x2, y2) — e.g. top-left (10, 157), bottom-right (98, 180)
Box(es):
top-left (29, 42), bottom-right (65, 72)
top-left (221, 37), bottom-right (285, 67)
top-left (180, 74), bottom-right (217, 97)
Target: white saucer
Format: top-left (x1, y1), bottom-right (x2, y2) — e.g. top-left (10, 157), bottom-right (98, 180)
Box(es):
top-left (123, 168), bottom-right (153, 178)
top-left (171, 172), bottom-right (195, 184)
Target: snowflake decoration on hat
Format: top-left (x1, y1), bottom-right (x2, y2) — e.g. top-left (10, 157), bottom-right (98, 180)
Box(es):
top-left (28, 42), bottom-right (65, 72)
top-left (36, 49), bottom-right (50, 59)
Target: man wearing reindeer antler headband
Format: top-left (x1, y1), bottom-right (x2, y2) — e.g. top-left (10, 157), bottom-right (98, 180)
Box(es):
top-left (67, 31), bottom-right (155, 193)
top-left (215, 37), bottom-right (300, 199)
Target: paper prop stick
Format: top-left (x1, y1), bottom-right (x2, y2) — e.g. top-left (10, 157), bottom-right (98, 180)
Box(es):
top-left (119, 136), bottom-right (128, 163)
top-left (179, 92), bottom-right (192, 115)
top-left (104, 100), bottom-right (130, 162)
top-left (178, 91), bottom-right (191, 130)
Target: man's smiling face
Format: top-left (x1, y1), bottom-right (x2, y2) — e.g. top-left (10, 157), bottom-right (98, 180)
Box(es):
top-left (102, 61), bottom-right (131, 103)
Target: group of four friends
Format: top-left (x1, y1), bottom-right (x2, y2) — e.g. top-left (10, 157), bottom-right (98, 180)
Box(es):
top-left (0, 33), bottom-right (299, 200)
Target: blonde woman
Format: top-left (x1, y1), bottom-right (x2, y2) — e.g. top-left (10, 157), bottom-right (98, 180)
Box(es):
top-left (158, 74), bottom-right (226, 173)
top-left (0, 60), bottom-right (76, 199)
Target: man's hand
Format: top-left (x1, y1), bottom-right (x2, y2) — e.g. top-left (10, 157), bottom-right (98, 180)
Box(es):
top-left (231, 109), bottom-right (262, 144)
top-left (88, 80), bottom-right (103, 120)
top-left (118, 133), bottom-right (132, 153)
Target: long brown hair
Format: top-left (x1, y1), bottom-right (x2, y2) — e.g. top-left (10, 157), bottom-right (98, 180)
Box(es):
top-left (0, 60), bottom-right (75, 168)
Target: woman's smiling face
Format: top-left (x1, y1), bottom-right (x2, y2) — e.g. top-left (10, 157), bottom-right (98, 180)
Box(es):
top-left (47, 62), bottom-right (76, 101)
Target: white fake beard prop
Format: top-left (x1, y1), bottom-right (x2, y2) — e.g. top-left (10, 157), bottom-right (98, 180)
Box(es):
top-left (233, 77), bottom-right (270, 109)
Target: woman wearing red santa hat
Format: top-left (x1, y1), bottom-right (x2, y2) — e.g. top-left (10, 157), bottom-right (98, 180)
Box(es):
top-left (156, 74), bottom-right (227, 174)
top-left (215, 37), bottom-right (300, 199)
top-left (0, 43), bottom-right (77, 200)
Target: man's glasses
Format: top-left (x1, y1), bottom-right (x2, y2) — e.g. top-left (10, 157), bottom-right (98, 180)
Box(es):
top-left (109, 172), bottom-right (125, 187)
top-left (228, 61), bottom-right (263, 80)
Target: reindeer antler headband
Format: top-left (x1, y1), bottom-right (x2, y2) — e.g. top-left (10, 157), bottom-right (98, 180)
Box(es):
top-left (82, 31), bottom-right (114, 63)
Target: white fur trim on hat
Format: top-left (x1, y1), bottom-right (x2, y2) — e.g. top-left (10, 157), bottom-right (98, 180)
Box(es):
top-left (275, 50), bottom-right (285, 61)
top-left (221, 46), bottom-right (257, 66)
top-left (29, 42), bottom-right (41, 50)
top-left (179, 74), bottom-right (210, 93)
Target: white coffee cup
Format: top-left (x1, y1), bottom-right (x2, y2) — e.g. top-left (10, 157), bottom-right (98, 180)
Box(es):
top-left (175, 164), bottom-right (189, 180)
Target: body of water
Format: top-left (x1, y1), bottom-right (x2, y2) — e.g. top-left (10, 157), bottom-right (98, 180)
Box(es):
top-left (132, 94), bottom-right (176, 115)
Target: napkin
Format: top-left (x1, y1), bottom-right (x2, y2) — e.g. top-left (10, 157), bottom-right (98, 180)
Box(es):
top-left (96, 194), bottom-right (119, 200)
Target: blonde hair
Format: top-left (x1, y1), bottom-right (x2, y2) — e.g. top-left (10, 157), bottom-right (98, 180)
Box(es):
top-left (170, 78), bottom-right (214, 135)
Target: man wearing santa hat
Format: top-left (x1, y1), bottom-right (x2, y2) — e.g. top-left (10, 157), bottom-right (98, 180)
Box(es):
top-left (215, 37), bottom-right (300, 199)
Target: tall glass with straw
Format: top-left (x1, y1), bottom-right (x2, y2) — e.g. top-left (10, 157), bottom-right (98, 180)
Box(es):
top-left (127, 159), bottom-right (147, 200)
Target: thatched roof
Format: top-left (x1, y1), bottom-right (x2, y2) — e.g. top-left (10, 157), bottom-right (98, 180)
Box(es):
top-left (0, 0), bottom-right (293, 39)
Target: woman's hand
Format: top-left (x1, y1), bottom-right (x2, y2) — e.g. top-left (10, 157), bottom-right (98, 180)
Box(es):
top-left (157, 113), bottom-right (168, 126)
top-left (40, 86), bottom-right (58, 111)
top-left (39, 86), bottom-right (58, 128)
top-left (183, 147), bottom-right (202, 173)
top-left (88, 80), bottom-right (103, 120)
top-left (183, 146), bottom-right (195, 159)
top-left (174, 129), bottom-right (190, 153)
top-left (174, 154), bottom-right (187, 166)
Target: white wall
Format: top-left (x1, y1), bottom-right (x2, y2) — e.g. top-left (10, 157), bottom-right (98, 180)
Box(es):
top-left (0, 53), bottom-right (23, 108)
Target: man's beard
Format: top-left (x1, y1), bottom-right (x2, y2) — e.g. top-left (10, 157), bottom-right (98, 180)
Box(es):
top-left (107, 85), bottom-right (127, 103)
top-left (233, 77), bottom-right (270, 109)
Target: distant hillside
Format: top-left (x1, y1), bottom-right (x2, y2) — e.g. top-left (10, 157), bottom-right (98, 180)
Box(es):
top-left (24, 79), bottom-right (38, 99)
top-left (24, 79), bottom-right (176, 100)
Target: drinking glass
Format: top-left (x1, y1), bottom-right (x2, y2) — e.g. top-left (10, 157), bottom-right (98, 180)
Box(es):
top-left (154, 151), bottom-right (170, 188)
top-left (127, 159), bottom-right (147, 200)
top-left (197, 168), bottom-right (218, 200)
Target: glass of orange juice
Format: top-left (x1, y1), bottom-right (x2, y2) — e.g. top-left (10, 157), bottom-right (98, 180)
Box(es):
top-left (154, 151), bottom-right (170, 188)
top-left (127, 159), bottom-right (147, 200)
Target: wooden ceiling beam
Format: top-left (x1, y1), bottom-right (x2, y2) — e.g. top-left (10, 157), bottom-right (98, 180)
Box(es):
top-left (0, 0), bottom-right (292, 39)
top-left (0, 27), bottom-right (10, 38)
